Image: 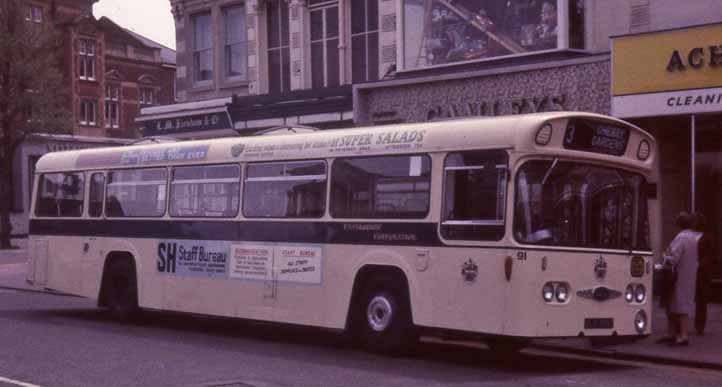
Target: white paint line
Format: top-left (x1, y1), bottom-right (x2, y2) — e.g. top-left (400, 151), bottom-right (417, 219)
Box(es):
top-left (0, 376), bottom-right (43, 387)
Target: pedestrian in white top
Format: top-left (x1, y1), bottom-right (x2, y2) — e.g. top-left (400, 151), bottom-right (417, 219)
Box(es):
top-left (661, 211), bottom-right (700, 346)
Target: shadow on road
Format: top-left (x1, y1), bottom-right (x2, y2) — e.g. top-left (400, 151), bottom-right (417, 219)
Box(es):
top-left (8, 304), bottom-right (635, 384)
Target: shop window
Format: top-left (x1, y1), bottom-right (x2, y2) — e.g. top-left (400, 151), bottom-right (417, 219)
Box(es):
top-left (243, 160), bottom-right (327, 218)
top-left (79, 99), bottom-right (97, 126)
top-left (224, 5), bottom-right (248, 80)
top-left (331, 155), bottom-right (431, 219)
top-left (193, 12), bottom-right (213, 83)
top-left (403, 0), bottom-right (583, 70)
top-left (310, 2), bottom-right (340, 88)
top-left (35, 172), bottom-right (85, 217)
top-left (104, 85), bottom-right (120, 128)
top-left (267, 0), bottom-right (290, 94)
top-left (351, 0), bottom-right (379, 83)
top-left (78, 39), bottom-right (96, 80)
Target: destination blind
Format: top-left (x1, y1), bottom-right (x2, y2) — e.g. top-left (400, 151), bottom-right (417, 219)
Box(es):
top-left (563, 119), bottom-right (630, 157)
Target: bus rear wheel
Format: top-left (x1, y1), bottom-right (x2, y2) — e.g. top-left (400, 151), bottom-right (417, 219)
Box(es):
top-left (105, 259), bottom-right (139, 320)
top-left (357, 277), bottom-right (416, 355)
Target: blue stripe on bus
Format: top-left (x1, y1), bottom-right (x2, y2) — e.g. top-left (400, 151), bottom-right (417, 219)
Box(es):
top-left (28, 219), bottom-right (445, 246)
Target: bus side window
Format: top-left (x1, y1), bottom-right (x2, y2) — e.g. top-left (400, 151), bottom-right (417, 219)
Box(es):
top-left (89, 173), bottom-right (105, 218)
top-left (106, 168), bottom-right (167, 218)
top-left (243, 160), bottom-right (327, 218)
top-left (330, 154), bottom-right (431, 219)
top-left (441, 150), bottom-right (508, 241)
top-left (170, 164), bottom-right (241, 218)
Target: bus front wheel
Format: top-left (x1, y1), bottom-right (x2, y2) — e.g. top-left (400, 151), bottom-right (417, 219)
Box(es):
top-left (105, 259), bottom-right (139, 320)
top-left (357, 277), bottom-right (416, 355)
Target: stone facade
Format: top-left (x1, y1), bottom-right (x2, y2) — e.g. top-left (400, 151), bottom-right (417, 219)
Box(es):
top-left (356, 57), bottom-right (611, 125)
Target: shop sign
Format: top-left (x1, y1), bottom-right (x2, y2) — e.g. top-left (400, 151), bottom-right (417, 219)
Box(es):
top-left (612, 86), bottom-right (722, 118)
top-left (612, 23), bottom-right (722, 97)
top-left (142, 113), bottom-right (231, 136)
top-left (46, 143), bottom-right (88, 153)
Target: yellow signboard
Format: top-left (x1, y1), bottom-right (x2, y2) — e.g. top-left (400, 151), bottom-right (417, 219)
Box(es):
top-left (613, 23), bottom-right (722, 96)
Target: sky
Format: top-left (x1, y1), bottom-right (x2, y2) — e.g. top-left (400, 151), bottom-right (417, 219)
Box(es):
top-left (93, 0), bottom-right (176, 50)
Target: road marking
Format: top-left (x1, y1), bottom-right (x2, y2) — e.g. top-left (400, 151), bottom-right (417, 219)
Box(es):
top-left (0, 376), bottom-right (43, 387)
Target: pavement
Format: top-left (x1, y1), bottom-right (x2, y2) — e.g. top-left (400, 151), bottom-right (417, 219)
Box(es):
top-left (2, 237), bottom-right (721, 371)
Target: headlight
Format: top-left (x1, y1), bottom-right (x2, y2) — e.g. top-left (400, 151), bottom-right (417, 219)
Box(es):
top-left (625, 284), bottom-right (634, 303)
top-left (542, 283), bottom-right (555, 302)
top-left (635, 284), bottom-right (646, 303)
top-left (555, 283), bottom-right (569, 303)
top-left (634, 309), bottom-right (647, 333)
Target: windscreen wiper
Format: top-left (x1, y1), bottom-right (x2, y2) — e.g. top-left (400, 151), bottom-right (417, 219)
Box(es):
top-left (541, 158), bottom-right (558, 186)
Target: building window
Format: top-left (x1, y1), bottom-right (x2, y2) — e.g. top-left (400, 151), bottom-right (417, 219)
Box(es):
top-left (351, 0), bottom-right (379, 83)
top-left (192, 12), bottom-right (213, 83)
top-left (79, 99), bottom-right (97, 126)
top-left (25, 5), bottom-right (42, 23)
top-left (104, 85), bottom-right (120, 128)
top-left (139, 88), bottom-right (154, 106)
top-left (78, 39), bottom-right (96, 81)
top-left (224, 5), bottom-right (247, 80)
top-left (403, 0), bottom-right (574, 70)
top-left (310, 2), bottom-right (339, 88)
top-left (267, 0), bottom-right (290, 94)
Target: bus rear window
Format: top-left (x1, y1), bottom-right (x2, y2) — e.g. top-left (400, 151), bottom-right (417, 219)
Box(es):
top-left (331, 155), bottom-right (431, 219)
top-left (106, 168), bottom-right (167, 217)
top-left (35, 172), bottom-right (85, 217)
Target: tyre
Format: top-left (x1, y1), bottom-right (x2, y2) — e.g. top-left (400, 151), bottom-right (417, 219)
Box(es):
top-left (356, 276), bottom-right (416, 355)
top-left (105, 259), bottom-right (139, 320)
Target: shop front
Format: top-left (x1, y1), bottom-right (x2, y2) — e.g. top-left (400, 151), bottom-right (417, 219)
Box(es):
top-left (355, 55), bottom-right (611, 125)
top-left (612, 23), bottom-right (722, 275)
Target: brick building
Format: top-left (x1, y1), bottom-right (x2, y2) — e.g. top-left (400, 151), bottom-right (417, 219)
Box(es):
top-left (9, 0), bottom-right (176, 235)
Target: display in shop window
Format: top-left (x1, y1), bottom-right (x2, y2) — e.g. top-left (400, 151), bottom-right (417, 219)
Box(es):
top-left (404, 0), bottom-right (581, 69)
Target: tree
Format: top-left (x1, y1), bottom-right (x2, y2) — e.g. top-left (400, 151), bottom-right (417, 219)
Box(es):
top-left (0, 0), bottom-right (72, 248)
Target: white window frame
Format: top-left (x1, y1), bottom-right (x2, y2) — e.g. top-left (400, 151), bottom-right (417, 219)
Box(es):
top-left (309, 1), bottom-right (340, 88)
top-left (79, 99), bottom-right (97, 126)
top-left (224, 5), bottom-right (248, 81)
top-left (192, 12), bottom-right (213, 84)
top-left (139, 88), bottom-right (154, 106)
top-left (79, 39), bottom-right (96, 81)
top-left (25, 5), bottom-right (42, 23)
top-left (350, 0), bottom-right (379, 83)
top-left (104, 85), bottom-right (120, 129)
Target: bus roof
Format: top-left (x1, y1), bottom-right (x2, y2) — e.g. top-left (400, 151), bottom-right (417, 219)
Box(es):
top-left (35, 112), bottom-right (654, 173)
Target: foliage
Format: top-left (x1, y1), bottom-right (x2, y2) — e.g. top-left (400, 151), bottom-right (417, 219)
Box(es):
top-left (0, 0), bottom-right (73, 247)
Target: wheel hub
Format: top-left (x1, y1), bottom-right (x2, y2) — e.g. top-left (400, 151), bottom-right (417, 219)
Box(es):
top-left (367, 296), bottom-right (393, 332)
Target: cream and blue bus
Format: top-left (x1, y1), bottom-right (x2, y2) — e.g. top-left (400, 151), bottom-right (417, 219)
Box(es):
top-left (27, 112), bottom-right (657, 354)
